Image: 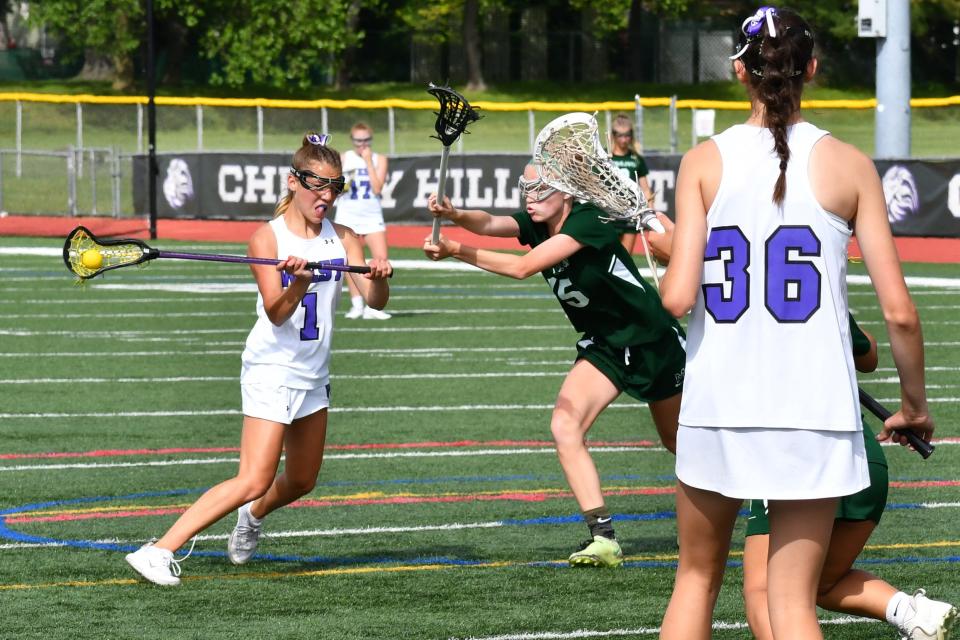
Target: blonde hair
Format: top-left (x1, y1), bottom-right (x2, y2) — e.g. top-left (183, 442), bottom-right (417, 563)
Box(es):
top-left (351, 122), bottom-right (373, 136)
top-left (610, 114), bottom-right (641, 154)
top-left (274, 132), bottom-right (342, 218)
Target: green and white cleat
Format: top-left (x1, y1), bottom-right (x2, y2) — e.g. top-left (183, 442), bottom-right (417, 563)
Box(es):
top-left (568, 535), bottom-right (624, 568)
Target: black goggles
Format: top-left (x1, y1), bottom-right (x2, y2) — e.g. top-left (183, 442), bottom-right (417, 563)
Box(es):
top-left (291, 167), bottom-right (346, 195)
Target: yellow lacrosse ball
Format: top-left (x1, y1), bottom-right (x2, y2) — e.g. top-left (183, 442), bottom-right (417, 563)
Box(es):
top-left (80, 249), bottom-right (103, 270)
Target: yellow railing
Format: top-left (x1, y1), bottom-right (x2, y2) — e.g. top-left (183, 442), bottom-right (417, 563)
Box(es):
top-left (2, 92), bottom-right (960, 110)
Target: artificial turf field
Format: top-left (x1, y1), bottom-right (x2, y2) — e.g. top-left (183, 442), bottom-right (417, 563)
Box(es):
top-left (0, 238), bottom-right (957, 640)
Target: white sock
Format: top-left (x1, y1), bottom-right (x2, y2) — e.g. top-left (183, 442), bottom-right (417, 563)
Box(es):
top-left (241, 502), bottom-right (263, 527)
top-left (350, 295), bottom-right (364, 310)
top-left (886, 591), bottom-right (911, 626)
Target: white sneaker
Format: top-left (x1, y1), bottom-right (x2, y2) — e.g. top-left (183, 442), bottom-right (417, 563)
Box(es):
top-left (125, 543), bottom-right (181, 586)
top-left (898, 589), bottom-right (958, 640)
top-left (227, 503), bottom-right (262, 565)
top-left (362, 306), bottom-right (392, 320)
top-left (345, 305), bottom-right (364, 319)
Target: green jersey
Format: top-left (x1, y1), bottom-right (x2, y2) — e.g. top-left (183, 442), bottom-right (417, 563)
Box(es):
top-left (849, 313), bottom-right (871, 357)
top-left (512, 201), bottom-right (677, 347)
top-left (610, 151), bottom-right (649, 184)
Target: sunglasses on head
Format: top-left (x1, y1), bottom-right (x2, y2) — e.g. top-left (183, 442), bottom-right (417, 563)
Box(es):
top-left (291, 167), bottom-right (346, 195)
top-left (518, 175), bottom-right (558, 202)
top-left (352, 136), bottom-right (372, 144)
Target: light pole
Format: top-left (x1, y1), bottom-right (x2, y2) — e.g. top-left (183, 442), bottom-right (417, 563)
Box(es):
top-left (146, 0), bottom-right (158, 239)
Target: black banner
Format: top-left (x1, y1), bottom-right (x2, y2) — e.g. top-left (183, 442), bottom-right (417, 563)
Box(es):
top-left (133, 153), bottom-right (960, 237)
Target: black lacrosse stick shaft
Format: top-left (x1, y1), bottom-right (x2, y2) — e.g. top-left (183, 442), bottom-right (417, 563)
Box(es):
top-left (858, 387), bottom-right (934, 459)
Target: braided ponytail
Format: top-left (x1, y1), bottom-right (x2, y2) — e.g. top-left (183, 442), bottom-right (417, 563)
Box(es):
top-left (735, 8), bottom-right (814, 206)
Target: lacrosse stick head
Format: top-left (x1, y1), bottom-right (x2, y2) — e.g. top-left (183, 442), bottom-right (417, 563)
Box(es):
top-left (62, 226), bottom-right (156, 280)
top-left (533, 112), bottom-right (662, 232)
top-left (427, 83), bottom-right (482, 146)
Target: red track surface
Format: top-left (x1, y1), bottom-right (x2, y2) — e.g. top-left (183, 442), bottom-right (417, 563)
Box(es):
top-left (2, 214), bottom-right (959, 261)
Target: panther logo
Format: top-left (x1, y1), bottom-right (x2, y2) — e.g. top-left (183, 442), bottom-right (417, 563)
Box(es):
top-left (163, 158), bottom-right (194, 209)
top-left (881, 165), bottom-right (919, 224)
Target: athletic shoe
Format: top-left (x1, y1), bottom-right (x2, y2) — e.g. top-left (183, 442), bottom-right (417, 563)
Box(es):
top-left (362, 306), bottom-right (392, 320)
top-left (898, 589), bottom-right (958, 640)
top-left (227, 503), bottom-right (262, 565)
top-left (345, 305), bottom-right (364, 319)
top-left (568, 535), bottom-right (624, 568)
top-left (125, 543), bottom-right (182, 586)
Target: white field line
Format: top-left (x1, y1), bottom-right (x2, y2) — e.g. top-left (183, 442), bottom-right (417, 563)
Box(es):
top-left (448, 617), bottom-right (879, 640)
top-left (4, 398), bottom-right (960, 422)
top-left (0, 308), bottom-right (561, 320)
top-left (0, 373), bottom-right (954, 387)
top-left (0, 325), bottom-right (572, 338)
top-left (0, 371), bottom-right (569, 385)
top-left (0, 403), bottom-right (643, 420)
top-left (0, 345), bottom-right (574, 358)
top-left (6, 343), bottom-right (960, 358)
top-left (0, 446), bottom-right (653, 473)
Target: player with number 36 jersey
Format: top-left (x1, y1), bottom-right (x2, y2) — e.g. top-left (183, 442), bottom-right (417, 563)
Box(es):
top-left (656, 8), bottom-right (933, 639)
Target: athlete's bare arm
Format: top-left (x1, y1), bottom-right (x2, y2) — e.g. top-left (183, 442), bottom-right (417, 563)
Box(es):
top-left (427, 194), bottom-right (521, 238)
top-left (424, 232), bottom-right (582, 280)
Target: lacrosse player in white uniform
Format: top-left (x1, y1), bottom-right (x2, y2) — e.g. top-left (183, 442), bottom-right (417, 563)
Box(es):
top-left (125, 133), bottom-right (392, 586)
top-left (656, 7), bottom-right (934, 639)
top-left (336, 122), bottom-right (392, 320)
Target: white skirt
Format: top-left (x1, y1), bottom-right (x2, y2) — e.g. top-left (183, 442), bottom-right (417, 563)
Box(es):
top-left (334, 207), bottom-right (386, 236)
top-left (675, 426), bottom-right (870, 500)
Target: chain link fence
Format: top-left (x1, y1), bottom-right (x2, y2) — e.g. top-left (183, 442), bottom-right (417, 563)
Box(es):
top-left (2, 94), bottom-right (960, 216)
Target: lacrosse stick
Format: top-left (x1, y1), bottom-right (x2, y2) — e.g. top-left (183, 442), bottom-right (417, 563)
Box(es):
top-left (858, 387), bottom-right (934, 459)
top-left (533, 111), bottom-right (665, 288)
top-left (427, 83), bottom-right (482, 244)
top-left (63, 226), bottom-right (374, 281)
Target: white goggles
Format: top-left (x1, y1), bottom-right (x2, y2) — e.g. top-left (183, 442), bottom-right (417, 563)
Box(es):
top-left (518, 176), bottom-right (558, 202)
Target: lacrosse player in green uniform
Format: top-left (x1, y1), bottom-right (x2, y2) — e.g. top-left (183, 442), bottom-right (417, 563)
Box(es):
top-left (423, 161), bottom-right (686, 568)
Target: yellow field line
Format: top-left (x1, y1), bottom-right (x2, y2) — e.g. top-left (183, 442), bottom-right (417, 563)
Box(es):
top-left (1, 92), bottom-right (958, 110)
top-left (0, 561), bottom-right (512, 591)
top-left (2, 540), bottom-right (958, 591)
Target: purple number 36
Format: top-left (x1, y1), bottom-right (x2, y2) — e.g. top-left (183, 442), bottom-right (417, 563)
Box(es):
top-left (703, 225), bottom-right (822, 324)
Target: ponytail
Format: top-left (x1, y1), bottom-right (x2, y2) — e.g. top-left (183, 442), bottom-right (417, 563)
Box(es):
top-left (733, 7), bottom-right (814, 206)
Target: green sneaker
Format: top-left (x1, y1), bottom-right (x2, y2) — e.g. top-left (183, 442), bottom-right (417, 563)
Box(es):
top-left (568, 535), bottom-right (624, 568)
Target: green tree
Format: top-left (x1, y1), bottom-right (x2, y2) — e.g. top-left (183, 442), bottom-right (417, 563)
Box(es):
top-left (197, 0), bottom-right (359, 89)
top-left (26, 0), bottom-right (144, 89)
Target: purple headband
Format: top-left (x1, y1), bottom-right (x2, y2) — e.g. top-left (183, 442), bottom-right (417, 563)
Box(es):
top-left (306, 133), bottom-right (330, 146)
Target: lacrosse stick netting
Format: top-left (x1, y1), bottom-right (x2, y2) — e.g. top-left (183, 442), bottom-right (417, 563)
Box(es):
top-left (427, 83), bottom-right (482, 244)
top-left (533, 112), bottom-right (663, 234)
top-left (63, 226), bottom-right (155, 280)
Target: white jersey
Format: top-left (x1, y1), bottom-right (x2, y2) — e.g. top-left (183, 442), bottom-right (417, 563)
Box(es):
top-left (678, 122), bottom-right (861, 432)
top-left (336, 149), bottom-right (384, 220)
top-left (241, 216), bottom-right (346, 389)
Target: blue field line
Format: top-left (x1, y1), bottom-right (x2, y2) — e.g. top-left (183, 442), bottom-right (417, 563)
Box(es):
top-left (0, 488), bottom-right (201, 516)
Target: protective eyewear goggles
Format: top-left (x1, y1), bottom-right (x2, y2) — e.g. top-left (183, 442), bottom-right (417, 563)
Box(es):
top-left (351, 136), bottom-right (373, 144)
top-left (518, 175), bottom-right (558, 202)
top-left (291, 167), bottom-right (346, 195)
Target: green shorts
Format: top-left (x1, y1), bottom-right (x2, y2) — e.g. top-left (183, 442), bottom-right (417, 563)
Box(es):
top-left (575, 326), bottom-right (686, 404)
top-left (745, 423), bottom-right (889, 535)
